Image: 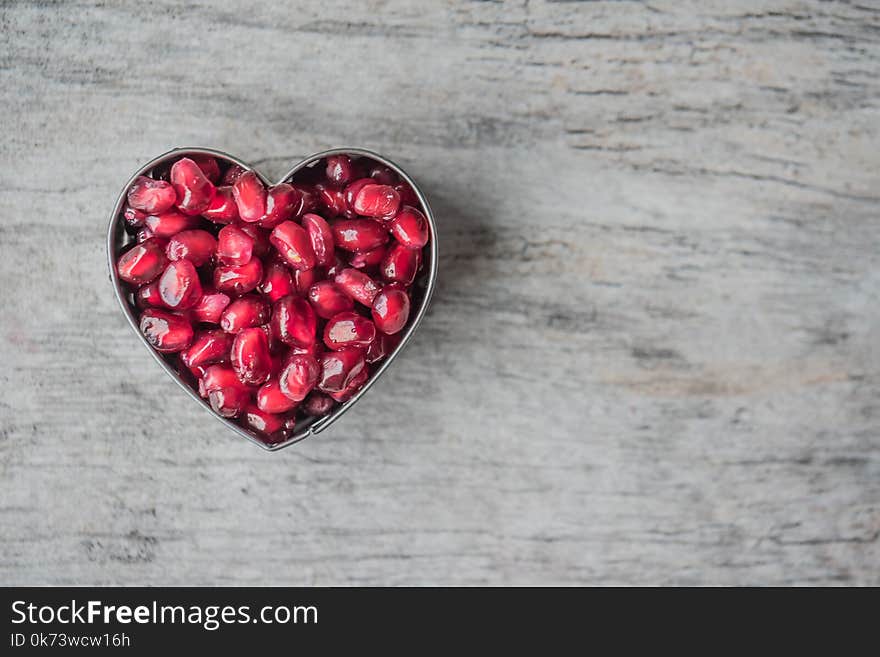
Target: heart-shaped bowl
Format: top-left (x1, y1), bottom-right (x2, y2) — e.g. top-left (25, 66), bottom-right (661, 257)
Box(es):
top-left (107, 147), bottom-right (438, 450)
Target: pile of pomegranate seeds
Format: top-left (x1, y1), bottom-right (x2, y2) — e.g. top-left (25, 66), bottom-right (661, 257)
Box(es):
top-left (116, 153), bottom-right (429, 445)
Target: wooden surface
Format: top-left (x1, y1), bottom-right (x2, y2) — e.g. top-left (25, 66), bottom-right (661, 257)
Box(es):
top-left (1, 0), bottom-right (879, 585)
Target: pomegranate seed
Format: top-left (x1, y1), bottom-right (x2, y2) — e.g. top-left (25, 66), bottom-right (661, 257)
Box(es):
top-left (200, 364), bottom-right (248, 396)
top-left (271, 295), bottom-right (316, 347)
top-left (231, 327), bottom-right (272, 385)
top-left (221, 164), bottom-right (247, 186)
top-left (390, 206), bottom-right (429, 249)
top-left (170, 157), bottom-right (215, 215)
top-left (232, 170), bottom-right (267, 222)
top-left (380, 242), bottom-right (421, 285)
top-left (181, 329), bottom-right (233, 369)
top-left (307, 281), bottom-right (354, 319)
top-left (209, 386), bottom-right (251, 418)
top-left (278, 353), bottom-right (320, 401)
top-left (302, 392), bottom-right (335, 416)
top-left (323, 253), bottom-right (347, 278)
top-left (239, 224), bottom-right (270, 258)
top-left (144, 211), bottom-right (202, 238)
top-left (328, 367), bottom-right (369, 402)
top-left (301, 213), bottom-right (335, 266)
top-left (217, 225), bottom-right (254, 265)
top-left (127, 176), bottom-right (177, 214)
top-left (123, 205), bottom-right (147, 228)
top-left (369, 164), bottom-right (398, 186)
top-left (242, 403), bottom-right (287, 440)
top-left (158, 259), bottom-right (203, 310)
top-left (287, 340), bottom-right (325, 359)
top-left (323, 311), bottom-right (377, 349)
top-left (270, 221), bottom-right (316, 271)
top-left (353, 184), bottom-right (400, 218)
top-left (192, 290), bottom-right (230, 324)
top-left (394, 181), bottom-right (419, 207)
top-left (349, 245), bottom-right (387, 270)
top-left (366, 331), bottom-right (401, 364)
top-left (315, 183), bottom-right (347, 217)
top-left (116, 238), bottom-right (168, 285)
top-left (332, 219), bottom-right (389, 253)
top-left (259, 258), bottom-right (295, 302)
top-left (220, 295), bottom-right (270, 333)
top-left (334, 268), bottom-right (382, 306)
top-left (317, 347), bottom-right (366, 394)
top-left (256, 379), bottom-right (298, 414)
top-left (326, 155), bottom-right (354, 186)
top-left (213, 258), bottom-right (263, 296)
top-left (178, 355), bottom-right (209, 383)
top-left (190, 155), bottom-right (221, 183)
top-left (371, 287), bottom-right (411, 334)
top-left (259, 183), bottom-right (301, 228)
top-left (289, 183), bottom-right (317, 214)
top-left (344, 178), bottom-right (376, 213)
top-left (166, 229), bottom-right (217, 266)
top-left (136, 280), bottom-right (164, 309)
top-left (139, 309), bottom-right (193, 353)
top-left (293, 267), bottom-right (317, 296)
top-left (202, 186), bottom-right (240, 223)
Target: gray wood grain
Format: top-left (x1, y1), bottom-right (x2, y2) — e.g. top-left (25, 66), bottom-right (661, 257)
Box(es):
top-left (1, 0), bottom-right (878, 585)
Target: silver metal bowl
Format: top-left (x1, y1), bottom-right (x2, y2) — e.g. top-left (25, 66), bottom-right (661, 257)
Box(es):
top-left (107, 147), bottom-right (438, 451)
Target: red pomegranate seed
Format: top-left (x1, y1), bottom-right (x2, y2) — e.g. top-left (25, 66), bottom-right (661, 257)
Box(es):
top-left (314, 183), bottom-right (347, 217)
top-left (221, 164), bottom-right (247, 186)
top-left (317, 347), bottom-right (366, 393)
top-left (220, 295), bottom-right (270, 333)
top-left (209, 386), bottom-right (251, 418)
top-left (181, 329), bottom-right (233, 369)
top-left (394, 181), bottom-right (419, 207)
top-left (127, 176), bottom-right (177, 214)
top-left (369, 164), bottom-right (398, 186)
top-left (331, 219), bottom-right (389, 253)
top-left (170, 157), bottom-right (215, 215)
top-left (293, 267), bottom-right (317, 296)
top-left (271, 295), bottom-right (316, 347)
top-left (278, 353), bottom-right (320, 401)
top-left (328, 367), bottom-right (368, 402)
top-left (200, 364), bottom-right (247, 396)
top-left (259, 183), bottom-right (301, 228)
top-left (165, 229), bottom-right (217, 266)
top-left (344, 178), bottom-right (376, 213)
top-left (301, 392), bottom-right (335, 416)
top-left (178, 355), bottom-right (210, 383)
top-left (334, 268), bottom-right (382, 306)
top-left (270, 221), bottom-right (316, 271)
top-left (380, 242), bottom-right (421, 285)
top-left (190, 155), bottom-right (221, 183)
top-left (202, 186), bottom-right (240, 223)
top-left (371, 287), bottom-right (411, 335)
top-left (287, 340), bottom-right (325, 359)
top-left (213, 258), bottom-right (263, 296)
top-left (258, 258), bottom-right (295, 302)
top-left (191, 290), bottom-right (231, 324)
top-left (242, 403), bottom-right (287, 439)
top-left (239, 224), bottom-right (270, 258)
top-left (135, 280), bottom-right (164, 309)
top-left (301, 213), bottom-right (335, 266)
top-left (256, 379), bottom-right (298, 414)
top-left (323, 311), bottom-right (377, 349)
top-left (123, 205), bottom-right (147, 228)
top-left (353, 184), bottom-right (400, 218)
top-left (323, 253), bottom-right (347, 278)
top-left (390, 206), bottom-right (429, 249)
top-left (232, 170), bottom-right (267, 222)
top-left (217, 225), bottom-right (254, 265)
top-left (307, 281), bottom-right (354, 319)
top-left (158, 259), bottom-right (203, 310)
top-left (365, 331), bottom-right (401, 364)
top-left (349, 245), bottom-right (387, 269)
top-left (139, 309), bottom-right (193, 353)
top-left (326, 155), bottom-right (354, 186)
top-left (116, 239), bottom-right (168, 285)
top-left (231, 327), bottom-right (272, 385)
top-left (144, 211), bottom-right (201, 238)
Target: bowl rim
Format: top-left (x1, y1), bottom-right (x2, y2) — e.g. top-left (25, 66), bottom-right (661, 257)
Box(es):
top-left (106, 146), bottom-right (438, 451)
